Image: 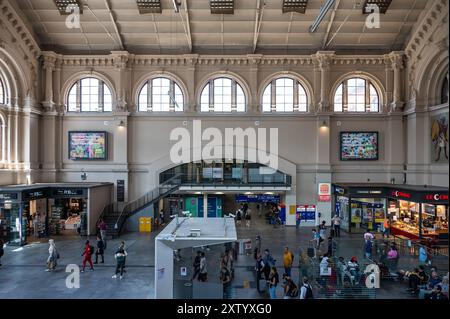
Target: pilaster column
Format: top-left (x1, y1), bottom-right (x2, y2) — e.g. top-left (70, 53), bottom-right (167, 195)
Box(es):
top-left (111, 51), bottom-right (130, 112)
top-left (315, 51), bottom-right (335, 112)
top-left (383, 54), bottom-right (394, 113)
top-left (247, 54), bottom-right (262, 113)
top-left (389, 51), bottom-right (405, 112)
top-left (41, 51), bottom-right (58, 111)
top-left (185, 54), bottom-right (198, 113)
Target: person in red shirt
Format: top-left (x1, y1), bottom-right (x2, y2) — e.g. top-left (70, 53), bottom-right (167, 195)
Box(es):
top-left (81, 240), bottom-right (94, 272)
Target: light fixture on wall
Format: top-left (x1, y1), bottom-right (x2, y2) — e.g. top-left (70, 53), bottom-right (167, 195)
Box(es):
top-left (118, 120), bottom-right (126, 128)
top-left (81, 169), bottom-right (87, 181)
top-left (321, 120), bottom-right (328, 128)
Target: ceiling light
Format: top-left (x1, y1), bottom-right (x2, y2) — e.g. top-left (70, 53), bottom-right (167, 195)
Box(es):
top-left (53, 0), bottom-right (83, 15)
top-left (362, 0), bottom-right (392, 14)
top-left (282, 0), bottom-right (309, 14)
top-left (210, 0), bottom-right (235, 14)
top-left (136, 0), bottom-right (162, 14)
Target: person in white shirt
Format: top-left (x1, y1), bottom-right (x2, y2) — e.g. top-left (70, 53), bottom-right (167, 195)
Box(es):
top-left (364, 229), bottom-right (374, 242)
top-left (332, 214), bottom-right (341, 237)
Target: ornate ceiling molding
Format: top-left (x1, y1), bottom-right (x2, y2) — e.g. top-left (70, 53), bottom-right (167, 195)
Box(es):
top-left (405, 0), bottom-right (448, 62)
top-left (58, 53), bottom-right (393, 68)
top-left (0, 0), bottom-right (41, 65)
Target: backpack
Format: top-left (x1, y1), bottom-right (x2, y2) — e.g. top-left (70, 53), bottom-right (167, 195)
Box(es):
top-left (289, 282), bottom-right (299, 298)
top-left (304, 284), bottom-right (314, 299)
top-left (90, 245), bottom-right (94, 255)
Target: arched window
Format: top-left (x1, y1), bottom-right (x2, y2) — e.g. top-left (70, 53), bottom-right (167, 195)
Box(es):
top-left (0, 77), bottom-right (5, 105)
top-left (67, 77), bottom-right (112, 112)
top-left (334, 77), bottom-right (380, 113)
top-left (138, 77), bottom-right (184, 112)
top-left (262, 77), bottom-right (308, 112)
top-left (441, 77), bottom-right (449, 104)
top-left (200, 77), bottom-right (246, 112)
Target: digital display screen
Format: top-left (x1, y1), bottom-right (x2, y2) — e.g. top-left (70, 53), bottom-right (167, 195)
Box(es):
top-left (69, 131), bottom-right (107, 160)
top-left (340, 132), bottom-right (379, 161)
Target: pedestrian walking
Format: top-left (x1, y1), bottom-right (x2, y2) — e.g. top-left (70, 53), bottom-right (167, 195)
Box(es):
top-left (267, 267), bottom-right (279, 299)
top-left (191, 250), bottom-right (201, 281)
top-left (81, 240), bottom-right (94, 272)
top-left (112, 248), bottom-right (127, 279)
top-left (0, 238), bottom-right (4, 267)
top-left (283, 247), bottom-right (294, 277)
top-left (220, 264), bottom-right (232, 299)
top-left (245, 209), bottom-right (251, 228)
top-left (98, 219), bottom-right (107, 249)
top-left (94, 236), bottom-right (105, 264)
top-left (46, 239), bottom-right (58, 271)
top-left (331, 214), bottom-right (341, 237)
top-left (198, 252), bottom-right (207, 282)
top-left (300, 277), bottom-right (314, 299)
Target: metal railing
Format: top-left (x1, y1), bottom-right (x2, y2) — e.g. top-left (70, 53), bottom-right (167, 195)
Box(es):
top-left (160, 172), bottom-right (292, 187)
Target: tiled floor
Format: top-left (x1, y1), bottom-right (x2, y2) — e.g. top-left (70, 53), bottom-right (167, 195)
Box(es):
top-left (0, 215), bottom-right (447, 299)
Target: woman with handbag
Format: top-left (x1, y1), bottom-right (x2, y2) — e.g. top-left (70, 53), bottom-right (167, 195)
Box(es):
top-left (46, 239), bottom-right (58, 271)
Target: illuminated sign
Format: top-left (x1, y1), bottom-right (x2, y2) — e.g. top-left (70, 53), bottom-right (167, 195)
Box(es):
top-left (423, 194), bottom-right (449, 201)
top-left (391, 190), bottom-right (412, 199)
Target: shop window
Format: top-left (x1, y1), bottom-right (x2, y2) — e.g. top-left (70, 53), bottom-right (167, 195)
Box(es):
top-left (262, 77), bottom-right (308, 112)
top-left (67, 77), bottom-right (113, 112)
top-left (334, 77), bottom-right (380, 113)
top-left (200, 77), bottom-right (246, 113)
top-left (441, 77), bottom-right (449, 104)
top-left (138, 77), bottom-right (184, 112)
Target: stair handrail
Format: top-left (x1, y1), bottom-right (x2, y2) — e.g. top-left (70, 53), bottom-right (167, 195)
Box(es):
top-left (113, 173), bottom-right (183, 232)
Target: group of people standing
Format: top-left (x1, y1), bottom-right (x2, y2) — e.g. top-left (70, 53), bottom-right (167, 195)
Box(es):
top-left (254, 246), bottom-right (314, 299)
top-left (235, 204), bottom-right (251, 228)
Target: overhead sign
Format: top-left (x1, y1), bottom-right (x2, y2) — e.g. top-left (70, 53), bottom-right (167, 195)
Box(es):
top-left (423, 193), bottom-right (449, 202)
top-left (235, 194), bottom-right (280, 203)
top-left (390, 190), bottom-right (412, 199)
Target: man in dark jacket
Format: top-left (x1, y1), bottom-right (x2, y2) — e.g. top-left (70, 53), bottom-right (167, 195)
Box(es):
top-left (191, 251), bottom-right (201, 281)
top-left (94, 236), bottom-right (105, 264)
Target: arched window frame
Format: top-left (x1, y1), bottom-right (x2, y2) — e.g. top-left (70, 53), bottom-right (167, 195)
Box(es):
top-left (441, 76), bottom-right (449, 105)
top-left (0, 113), bottom-right (6, 164)
top-left (66, 77), bottom-right (113, 113)
top-left (0, 76), bottom-right (5, 105)
top-left (261, 77), bottom-right (309, 113)
top-left (333, 77), bottom-right (381, 113)
top-left (200, 77), bottom-right (247, 113)
top-left (137, 77), bottom-right (184, 112)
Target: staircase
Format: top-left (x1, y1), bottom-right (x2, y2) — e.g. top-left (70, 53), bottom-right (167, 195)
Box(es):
top-left (98, 182), bottom-right (180, 239)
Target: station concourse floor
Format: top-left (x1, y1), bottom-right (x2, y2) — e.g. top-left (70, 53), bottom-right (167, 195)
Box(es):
top-left (0, 215), bottom-right (447, 299)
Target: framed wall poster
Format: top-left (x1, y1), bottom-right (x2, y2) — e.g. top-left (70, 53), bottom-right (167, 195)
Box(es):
top-left (340, 132), bottom-right (379, 161)
top-left (68, 131), bottom-right (108, 160)
top-left (431, 112), bottom-right (449, 163)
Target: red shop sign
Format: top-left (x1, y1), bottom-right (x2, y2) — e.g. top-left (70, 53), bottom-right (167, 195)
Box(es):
top-left (391, 190), bottom-right (412, 199)
top-left (423, 194), bottom-right (449, 201)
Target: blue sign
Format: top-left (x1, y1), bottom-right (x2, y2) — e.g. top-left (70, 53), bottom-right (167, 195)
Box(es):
top-left (235, 194), bottom-right (280, 203)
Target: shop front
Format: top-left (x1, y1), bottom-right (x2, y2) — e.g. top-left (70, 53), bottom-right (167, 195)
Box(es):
top-left (0, 183), bottom-right (113, 246)
top-left (333, 185), bottom-right (387, 234)
top-left (388, 189), bottom-right (448, 242)
top-left (333, 184), bottom-right (449, 240)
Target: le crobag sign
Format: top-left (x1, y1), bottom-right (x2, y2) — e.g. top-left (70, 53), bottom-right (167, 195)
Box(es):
top-left (318, 183), bottom-right (331, 202)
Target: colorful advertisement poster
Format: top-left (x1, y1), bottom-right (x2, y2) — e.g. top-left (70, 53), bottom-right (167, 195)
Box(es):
top-left (69, 132), bottom-right (107, 160)
top-left (340, 132), bottom-right (378, 161)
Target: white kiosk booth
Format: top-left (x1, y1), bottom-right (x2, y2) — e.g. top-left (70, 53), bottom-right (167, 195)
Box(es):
top-left (155, 217), bottom-right (237, 299)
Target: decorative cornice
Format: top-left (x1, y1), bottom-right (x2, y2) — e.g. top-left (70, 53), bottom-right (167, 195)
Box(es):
top-left (57, 52), bottom-right (396, 68)
top-left (405, 0), bottom-right (449, 61)
top-left (0, 0), bottom-right (41, 64)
